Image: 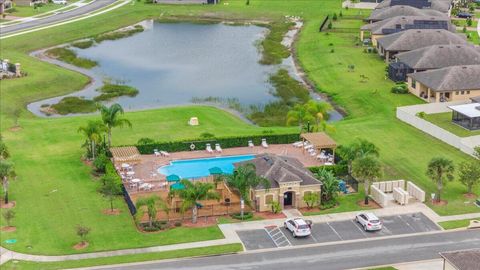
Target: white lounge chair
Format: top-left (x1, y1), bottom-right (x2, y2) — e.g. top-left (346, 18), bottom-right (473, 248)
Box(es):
top-left (292, 141), bottom-right (303, 147)
top-left (206, 144), bottom-right (213, 153)
top-left (160, 151), bottom-right (170, 157)
top-left (215, 143), bottom-right (222, 153)
top-left (310, 151), bottom-right (317, 157)
top-left (261, 138), bottom-right (268, 148)
top-left (154, 149), bottom-right (161, 157)
top-left (248, 140), bottom-right (254, 148)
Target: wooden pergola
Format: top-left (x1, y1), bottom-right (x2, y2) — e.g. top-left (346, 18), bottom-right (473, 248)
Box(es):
top-left (300, 132), bottom-right (337, 159)
top-left (110, 146), bottom-right (141, 164)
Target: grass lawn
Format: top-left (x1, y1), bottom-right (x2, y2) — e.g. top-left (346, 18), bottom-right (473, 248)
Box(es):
top-left (7, 3), bottom-right (68, 17)
top-left (439, 219), bottom-right (477, 230)
top-left (423, 112), bottom-right (480, 137)
top-left (368, 267), bottom-right (398, 270)
top-left (0, 244), bottom-right (243, 270)
top-left (303, 188), bottom-right (377, 216)
top-left (0, 0), bottom-right (479, 256)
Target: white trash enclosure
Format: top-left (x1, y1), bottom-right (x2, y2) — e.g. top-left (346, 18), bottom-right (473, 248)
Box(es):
top-left (370, 180), bottom-right (425, 207)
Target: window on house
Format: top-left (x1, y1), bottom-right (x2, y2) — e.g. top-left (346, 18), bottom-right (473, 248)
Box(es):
top-left (456, 91), bottom-right (459, 95)
top-left (265, 194), bottom-right (273, 204)
top-left (461, 91), bottom-right (465, 95)
top-left (467, 91), bottom-right (470, 94)
top-left (411, 80), bottom-right (416, 88)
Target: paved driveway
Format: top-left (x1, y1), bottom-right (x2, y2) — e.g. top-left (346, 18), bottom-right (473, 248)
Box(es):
top-left (238, 212), bottom-right (440, 250)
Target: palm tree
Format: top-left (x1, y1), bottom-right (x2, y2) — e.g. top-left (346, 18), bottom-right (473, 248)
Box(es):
top-left (77, 120), bottom-right (106, 160)
top-left (98, 103), bottom-right (132, 148)
top-left (169, 180), bottom-right (220, 224)
top-left (426, 157), bottom-right (454, 203)
top-left (0, 160), bottom-right (15, 204)
top-left (337, 138), bottom-right (379, 175)
top-left (305, 100), bottom-right (332, 131)
top-left (0, 138), bottom-right (10, 160)
top-left (286, 103), bottom-right (312, 132)
top-left (135, 195), bottom-right (167, 228)
top-left (222, 163), bottom-right (270, 219)
top-left (352, 156), bottom-right (382, 205)
top-left (315, 169), bottom-right (339, 203)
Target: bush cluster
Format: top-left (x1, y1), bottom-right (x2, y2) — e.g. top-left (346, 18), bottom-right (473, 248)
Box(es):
top-left (309, 164), bottom-right (348, 177)
top-left (390, 83), bottom-right (408, 94)
top-left (231, 212), bottom-right (253, 220)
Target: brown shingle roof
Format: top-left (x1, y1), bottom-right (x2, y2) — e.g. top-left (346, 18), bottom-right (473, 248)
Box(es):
top-left (368, 6), bottom-right (448, 21)
top-left (408, 65), bottom-right (480, 91)
top-left (395, 44), bottom-right (480, 70)
top-left (301, 132), bottom-right (337, 149)
top-left (377, 29), bottom-right (467, 52)
top-left (440, 249), bottom-right (480, 270)
top-left (234, 154), bottom-right (322, 190)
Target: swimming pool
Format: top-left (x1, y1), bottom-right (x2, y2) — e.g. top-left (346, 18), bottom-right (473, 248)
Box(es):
top-left (158, 155), bottom-right (255, 179)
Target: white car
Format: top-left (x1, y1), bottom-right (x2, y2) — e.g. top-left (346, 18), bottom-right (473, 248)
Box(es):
top-left (284, 218), bottom-right (311, 238)
top-left (355, 212), bottom-right (382, 231)
top-left (52, 0), bottom-right (67, 4)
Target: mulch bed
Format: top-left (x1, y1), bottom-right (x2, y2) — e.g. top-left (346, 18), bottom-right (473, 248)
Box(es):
top-left (102, 209), bottom-right (121, 215)
top-left (1, 226), bottom-right (16, 232)
top-left (357, 199), bottom-right (381, 209)
top-left (0, 201), bottom-right (16, 209)
top-left (73, 241), bottom-right (89, 250)
top-left (182, 217), bottom-right (218, 227)
top-left (9, 126), bottom-right (22, 132)
top-left (464, 193), bottom-right (477, 199)
top-left (254, 212), bottom-right (286, 219)
top-left (432, 200), bottom-right (448, 206)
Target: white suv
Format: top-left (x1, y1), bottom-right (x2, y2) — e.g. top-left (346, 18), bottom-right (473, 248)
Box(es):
top-left (355, 212), bottom-right (382, 231)
top-left (284, 218), bottom-right (312, 238)
top-left (52, 0), bottom-right (67, 4)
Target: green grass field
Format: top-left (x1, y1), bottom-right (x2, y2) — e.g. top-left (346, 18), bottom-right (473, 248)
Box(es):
top-left (6, 3), bottom-right (74, 18)
top-left (0, 0), bottom-right (479, 256)
top-left (1, 244), bottom-right (243, 270)
top-left (439, 219), bottom-right (477, 230)
top-left (424, 113), bottom-right (480, 137)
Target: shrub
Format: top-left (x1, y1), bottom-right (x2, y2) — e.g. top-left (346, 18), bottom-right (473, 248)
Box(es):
top-left (330, 49), bottom-right (335, 53)
top-left (199, 132), bottom-right (215, 139)
top-left (133, 133), bottom-right (300, 154)
top-left (416, 111), bottom-right (426, 119)
top-left (174, 221), bottom-right (182, 227)
top-left (71, 40), bottom-right (94, 49)
top-left (309, 164), bottom-right (348, 177)
top-left (93, 153), bottom-right (109, 173)
top-left (332, 13), bottom-right (338, 21)
top-left (327, 22), bottom-right (333, 29)
top-left (320, 199), bottom-right (337, 210)
top-left (231, 212), bottom-right (253, 220)
top-left (45, 47), bottom-right (97, 69)
top-left (270, 201), bottom-right (281, 213)
top-left (137, 137), bottom-right (155, 145)
top-left (390, 83), bottom-right (408, 94)
top-left (303, 192), bottom-right (320, 209)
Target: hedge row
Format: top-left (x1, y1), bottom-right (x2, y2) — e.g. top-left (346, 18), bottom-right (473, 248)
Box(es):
top-left (106, 161), bottom-right (137, 215)
top-left (132, 133), bottom-right (300, 154)
top-left (309, 164), bottom-right (348, 177)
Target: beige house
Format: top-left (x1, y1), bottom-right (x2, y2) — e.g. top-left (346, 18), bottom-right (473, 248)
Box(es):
top-left (407, 65), bottom-right (480, 103)
top-left (440, 249), bottom-right (480, 270)
top-left (235, 154), bottom-right (322, 212)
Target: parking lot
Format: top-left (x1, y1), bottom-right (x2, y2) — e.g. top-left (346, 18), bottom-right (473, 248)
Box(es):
top-left (237, 212), bottom-right (440, 250)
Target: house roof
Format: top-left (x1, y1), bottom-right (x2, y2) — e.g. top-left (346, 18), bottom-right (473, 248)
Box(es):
top-left (448, 103), bottom-right (480, 118)
top-left (376, 0), bottom-right (452, 13)
top-left (234, 154), bottom-right (322, 190)
top-left (408, 65), bottom-right (480, 91)
top-left (395, 44), bottom-right (480, 70)
top-left (361, 16), bottom-right (455, 34)
top-left (300, 132), bottom-right (337, 149)
top-left (367, 6), bottom-right (448, 21)
top-left (440, 249), bottom-right (480, 270)
top-left (377, 29), bottom-right (467, 52)
top-left (471, 96), bottom-right (480, 103)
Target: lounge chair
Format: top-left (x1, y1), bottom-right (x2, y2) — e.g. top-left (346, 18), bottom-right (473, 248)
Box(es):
top-left (215, 143), bottom-right (222, 153)
top-left (154, 149), bottom-right (161, 157)
top-left (261, 138), bottom-right (268, 148)
top-left (160, 151), bottom-right (170, 157)
top-left (248, 140), bottom-right (254, 148)
top-left (292, 141), bottom-right (303, 147)
top-left (206, 144), bottom-right (213, 153)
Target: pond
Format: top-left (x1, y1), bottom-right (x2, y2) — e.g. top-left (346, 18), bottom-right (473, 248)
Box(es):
top-left (28, 20), bottom-right (342, 121)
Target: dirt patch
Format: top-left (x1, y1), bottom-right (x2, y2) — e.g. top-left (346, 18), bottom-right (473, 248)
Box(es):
top-left (1, 226), bottom-right (16, 232)
top-left (0, 201), bottom-right (16, 209)
top-left (73, 241), bottom-right (89, 250)
top-left (432, 200), bottom-right (448, 206)
top-left (464, 193), bottom-right (477, 199)
top-left (254, 211), bottom-right (286, 219)
top-left (102, 209), bottom-right (121, 215)
top-left (181, 217), bottom-right (218, 228)
top-left (9, 126), bottom-right (22, 132)
top-left (357, 199), bottom-right (381, 209)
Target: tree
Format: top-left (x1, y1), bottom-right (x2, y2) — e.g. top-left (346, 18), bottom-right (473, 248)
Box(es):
top-left (332, 13), bottom-right (338, 21)
top-left (76, 225), bottom-right (91, 244)
top-left (286, 103), bottom-right (312, 132)
top-left (303, 192), bottom-right (320, 209)
top-left (98, 103), bottom-right (132, 148)
top-left (304, 100), bottom-right (333, 131)
top-left (316, 169), bottom-right (340, 203)
top-left (426, 157), bottom-right (455, 202)
top-left (99, 175), bottom-right (122, 211)
top-left (0, 160), bottom-right (15, 204)
top-left (2, 210), bottom-right (15, 227)
top-left (458, 161), bottom-right (480, 195)
top-left (222, 163), bottom-right (270, 219)
top-left (78, 120), bottom-right (106, 160)
top-left (352, 156), bottom-right (382, 205)
top-left (135, 195), bottom-right (167, 228)
top-left (337, 138), bottom-right (380, 175)
top-left (169, 180), bottom-right (220, 224)
top-left (0, 137), bottom-right (10, 160)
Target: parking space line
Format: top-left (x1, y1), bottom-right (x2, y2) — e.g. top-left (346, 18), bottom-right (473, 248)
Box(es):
top-left (327, 222), bottom-right (344, 241)
top-left (351, 220), bottom-right (368, 238)
top-left (381, 224), bottom-right (393, 235)
top-left (398, 214), bottom-right (416, 233)
top-left (264, 226), bottom-right (292, 248)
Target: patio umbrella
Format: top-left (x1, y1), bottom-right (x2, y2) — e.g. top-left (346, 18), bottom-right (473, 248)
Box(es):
top-left (166, 174), bottom-right (180, 182)
top-left (170, 182), bottom-right (185, 190)
top-left (208, 167), bottom-right (223, 175)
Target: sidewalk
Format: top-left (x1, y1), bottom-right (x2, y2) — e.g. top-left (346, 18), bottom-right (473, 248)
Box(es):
top-left (1, 202), bottom-right (479, 265)
top-left (355, 259), bottom-right (444, 270)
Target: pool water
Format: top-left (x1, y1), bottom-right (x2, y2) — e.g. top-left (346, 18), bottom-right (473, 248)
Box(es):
top-left (158, 155), bottom-right (255, 179)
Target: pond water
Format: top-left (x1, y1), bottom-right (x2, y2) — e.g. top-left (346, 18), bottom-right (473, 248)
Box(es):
top-left (28, 20), bottom-right (342, 121)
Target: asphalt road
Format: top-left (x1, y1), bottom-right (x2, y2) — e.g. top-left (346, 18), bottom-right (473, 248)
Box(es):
top-left (94, 230), bottom-right (480, 270)
top-left (0, 0), bottom-right (117, 35)
top-left (239, 213), bottom-right (440, 250)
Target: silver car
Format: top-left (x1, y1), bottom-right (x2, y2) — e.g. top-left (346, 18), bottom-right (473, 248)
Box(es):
top-left (355, 212), bottom-right (383, 231)
top-left (284, 218), bottom-right (312, 238)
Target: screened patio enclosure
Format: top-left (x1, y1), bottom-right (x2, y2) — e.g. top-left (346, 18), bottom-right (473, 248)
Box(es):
top-left (448, 103), bottom-right (480, 130)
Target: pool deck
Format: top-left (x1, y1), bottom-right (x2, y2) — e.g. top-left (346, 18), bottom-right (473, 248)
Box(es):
top-left (121, 144), bottom-right (326, 196)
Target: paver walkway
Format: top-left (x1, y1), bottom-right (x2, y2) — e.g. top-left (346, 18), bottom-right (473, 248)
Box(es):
top-left (1, 202), bottom-right (479, 265)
